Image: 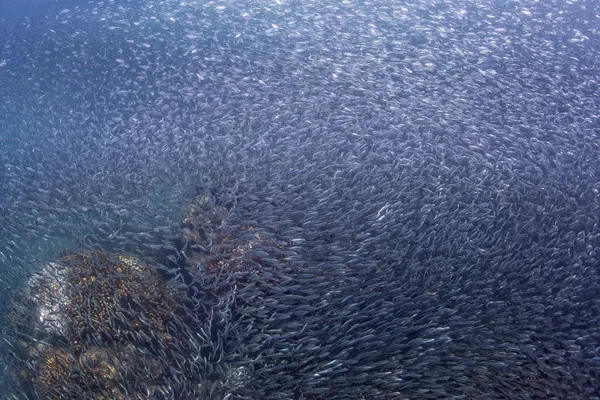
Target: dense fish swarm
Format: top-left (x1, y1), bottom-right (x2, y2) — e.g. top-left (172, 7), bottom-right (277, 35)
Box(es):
top-left (1, 0), bottom-right (600, 398)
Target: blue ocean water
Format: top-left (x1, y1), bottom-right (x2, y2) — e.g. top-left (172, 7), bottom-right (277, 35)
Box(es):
top-left (0, 0), bottom-right (599, 398)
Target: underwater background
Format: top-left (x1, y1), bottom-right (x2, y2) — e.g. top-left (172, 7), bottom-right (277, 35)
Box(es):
top-left (0, 0), bottom-right (599, 398)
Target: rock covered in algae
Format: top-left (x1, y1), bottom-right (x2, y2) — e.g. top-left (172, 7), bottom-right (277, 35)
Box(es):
top-left (180, 190), bottom-right (292, 279)
top-left (3, 251), bottom-right (200, 399)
